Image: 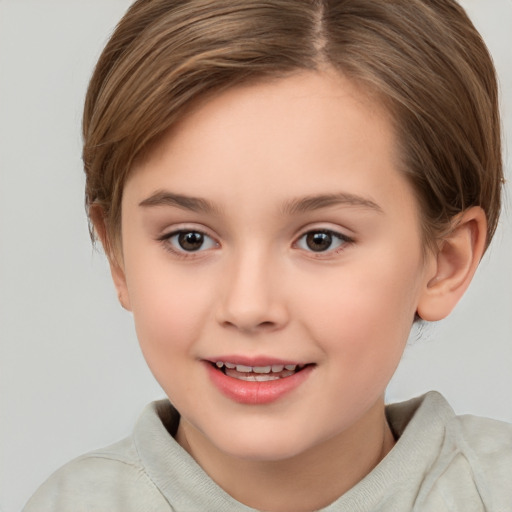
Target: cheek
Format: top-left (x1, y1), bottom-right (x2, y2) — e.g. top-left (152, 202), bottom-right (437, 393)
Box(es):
top-left (125, 265), bottom-right (218, 403)
top-left (301, 253), bottom-right (422, 372)
top-left (125, 259), bottom-right (214, 359)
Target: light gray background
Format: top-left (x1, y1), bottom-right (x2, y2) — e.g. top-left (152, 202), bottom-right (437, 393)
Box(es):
top-left (0, 1), bottom-right (511, 511)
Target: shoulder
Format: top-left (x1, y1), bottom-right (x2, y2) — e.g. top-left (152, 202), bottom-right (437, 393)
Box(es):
top-left (385, 392), bottom-right (512, 510)
top-left (23, 429), bottom-right (173, 512)
top-left (390, 391), bottom-right (512, 457)
top-left (450, 411), bottom-right (512, 454)
top-left (447, 412), bottom-right (512, 486)
top-left (436, 409), bottom-right (512, 510)
top-left (418, 393), bottom-right (512, 509)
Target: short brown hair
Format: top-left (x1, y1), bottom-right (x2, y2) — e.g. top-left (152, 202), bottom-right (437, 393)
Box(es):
top-left (83, 0), bottom-right (503, 253)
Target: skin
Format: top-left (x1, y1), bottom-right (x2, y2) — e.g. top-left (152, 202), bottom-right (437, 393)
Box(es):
top-left (102, 70), bottom-right (486, 512)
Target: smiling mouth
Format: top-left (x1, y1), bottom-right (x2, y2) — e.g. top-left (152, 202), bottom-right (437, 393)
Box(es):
top-left (211, 361), bottom-right (310, 382)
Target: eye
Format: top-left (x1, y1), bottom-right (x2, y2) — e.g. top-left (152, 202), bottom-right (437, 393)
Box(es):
top-left (163, 230), bottom-right (218, 253)
top-left (295, 229), bottom-right (350, 253)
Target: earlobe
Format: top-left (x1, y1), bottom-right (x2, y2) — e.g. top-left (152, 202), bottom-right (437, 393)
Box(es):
top-left (89, 205), bottom-right (132, 312)
top-left (417, 207), bottom-right (487, 322)
top-left (111, 264), bottom-right (131, 311)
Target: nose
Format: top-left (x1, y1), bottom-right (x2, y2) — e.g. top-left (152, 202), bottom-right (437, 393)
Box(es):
top-left (216, 247), bottom-right (289, 334)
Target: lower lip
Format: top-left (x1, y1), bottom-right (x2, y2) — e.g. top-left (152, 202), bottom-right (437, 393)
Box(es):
top-left (205, 363), bottom-right (314, 405)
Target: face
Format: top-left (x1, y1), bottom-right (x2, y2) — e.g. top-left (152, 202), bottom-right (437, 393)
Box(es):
top-left (116, 71), bottom-right (435, 462)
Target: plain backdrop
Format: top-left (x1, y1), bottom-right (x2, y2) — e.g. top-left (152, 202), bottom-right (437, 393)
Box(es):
top-left (0, 1), bottom-right (511, 511)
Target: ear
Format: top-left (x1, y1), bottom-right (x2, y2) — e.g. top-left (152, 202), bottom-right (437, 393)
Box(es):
top-left (89, 205), bottom-right (132, 311)
top-left (417, 206), bottom-right (487, 322)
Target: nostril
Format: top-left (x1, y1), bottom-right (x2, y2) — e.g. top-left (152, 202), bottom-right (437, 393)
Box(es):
top-left (216, 290), bottom-right (289, 332)
top-left (220, 319), bottom-right (277, 332)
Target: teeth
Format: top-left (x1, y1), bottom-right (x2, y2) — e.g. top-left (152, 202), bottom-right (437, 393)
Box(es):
top-left (253, 366), bottom-right (272, 374)
top-left (235, 373), bottom-right (281, 382)
top-left (225, 368), bottom-right (296, 381)
top-left (214, 361), bottom-right (303, 374)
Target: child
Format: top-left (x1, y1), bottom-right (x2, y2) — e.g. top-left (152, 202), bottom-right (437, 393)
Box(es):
top-left (23, 0), bottom-right (511, 510)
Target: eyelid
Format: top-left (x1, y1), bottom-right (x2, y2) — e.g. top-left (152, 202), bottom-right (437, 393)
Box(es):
top-left (157, 224), bottom-right (220, 256)
top-left (293, 226), bottom-right (354, 255)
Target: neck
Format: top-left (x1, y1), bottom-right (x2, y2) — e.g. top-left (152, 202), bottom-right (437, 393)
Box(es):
top-left (176, 399), bottom-right (395, 512)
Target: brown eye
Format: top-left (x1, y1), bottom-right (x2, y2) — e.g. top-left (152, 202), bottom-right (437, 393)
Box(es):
top-left (305, 232), bottom-right (333, 252)
top-left (178, 231), bottom-right (204, 251)
top-left (162, 230), bottom-right (217, 253)
top-left (296, 230), bottom-right (350, 253)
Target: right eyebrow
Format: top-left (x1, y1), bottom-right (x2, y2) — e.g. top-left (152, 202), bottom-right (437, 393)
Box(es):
top-left (138, 190), bottom-right (220, 214)
top-left (282, 192), bottom-right (383, 216)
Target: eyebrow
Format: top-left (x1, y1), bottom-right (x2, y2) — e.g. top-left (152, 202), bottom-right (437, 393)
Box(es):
top-left (139, 190), bottom-right (219, 214)
top-left (139, 190), bottom-right (383, 216)
top-left (282, 192), bottom-right (383, 215)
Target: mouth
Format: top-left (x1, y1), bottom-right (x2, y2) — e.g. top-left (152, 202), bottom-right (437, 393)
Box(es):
top-left (210, 361), bottom-right (311, 382)
top-left (205, 358), bottom-right (315, 404)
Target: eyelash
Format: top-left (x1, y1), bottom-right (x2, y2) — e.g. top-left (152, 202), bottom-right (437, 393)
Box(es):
top-left (157, 228), bottom-right (354, 258)
top-left (158, 229), bottom-right (218, 258)
top-left (294, 229), bottom-right (353, 256)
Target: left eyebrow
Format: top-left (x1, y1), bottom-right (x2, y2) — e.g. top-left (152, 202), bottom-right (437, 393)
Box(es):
top-left (138, 190), bottom-right (220, 214)
top-left (282, 192), bottom-right (383, 215)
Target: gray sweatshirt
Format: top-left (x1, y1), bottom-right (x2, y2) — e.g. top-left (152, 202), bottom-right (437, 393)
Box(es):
top-left (23, 392), bottom-right (512, 511)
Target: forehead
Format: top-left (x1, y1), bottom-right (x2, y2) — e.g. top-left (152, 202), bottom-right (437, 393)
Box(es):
top-left (125, 70), bottom-right (416, 219)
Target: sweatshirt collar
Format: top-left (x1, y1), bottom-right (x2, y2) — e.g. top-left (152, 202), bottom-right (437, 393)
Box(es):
top-left (134, 391), bottom-right (454, 512)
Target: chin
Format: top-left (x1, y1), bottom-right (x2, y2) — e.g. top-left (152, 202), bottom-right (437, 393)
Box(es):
top-left (205, 421), bottom-right (327, 463)
top-left (222, 439), bottom-right (307, 462)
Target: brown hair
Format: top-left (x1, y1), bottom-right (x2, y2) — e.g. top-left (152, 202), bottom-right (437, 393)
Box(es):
top-left (83, 0), bottom-right (503, 254)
